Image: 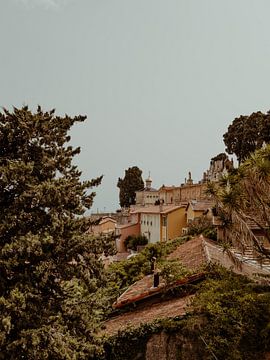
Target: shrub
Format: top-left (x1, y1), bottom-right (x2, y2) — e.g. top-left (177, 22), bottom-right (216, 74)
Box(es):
top-left (124, 235), bottom-right (148, 251)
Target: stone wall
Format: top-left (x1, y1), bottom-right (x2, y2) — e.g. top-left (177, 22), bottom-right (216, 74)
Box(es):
top-left (146, 332), bottom-right (205, 360)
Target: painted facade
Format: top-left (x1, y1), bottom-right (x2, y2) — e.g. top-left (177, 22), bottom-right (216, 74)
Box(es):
top-left (115, 223), bottom-right (140, 252)
top-left (132, 205), bottom-right (187, 243)
top-left (186, 200), bottom-right (214, 224)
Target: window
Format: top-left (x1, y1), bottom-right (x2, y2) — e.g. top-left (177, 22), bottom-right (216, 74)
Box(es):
top-left (162, 217), bottom-right (167, 227)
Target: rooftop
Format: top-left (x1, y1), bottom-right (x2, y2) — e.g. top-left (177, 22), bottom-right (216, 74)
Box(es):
top-left (186, 200), bottom-right (215, 212)
top-left (102, 295), bottom-right (193, 336)
top-left (113, 237), bottom-right (207, 309)
top-left (131, 205), bottom-right (185, 215)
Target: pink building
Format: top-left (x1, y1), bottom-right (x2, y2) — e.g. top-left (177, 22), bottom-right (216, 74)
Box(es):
top-left (115, 215), bottom-right (140, 252)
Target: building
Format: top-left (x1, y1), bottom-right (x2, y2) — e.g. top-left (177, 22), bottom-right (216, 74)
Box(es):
top-left (86, 216), bottom-right (116, 236)
top-left (135, 174), bottom-right (159, 206)
top-left (159, 172), bottom-right (208, 206)
top-left (131, 204), bottom-right (187, 243)
top-left (203, 153), bottom-right (234, 182)
top-left (115, 212), bottom-right (141, 252)
top-left (185, 200), bottom-right (215, 224)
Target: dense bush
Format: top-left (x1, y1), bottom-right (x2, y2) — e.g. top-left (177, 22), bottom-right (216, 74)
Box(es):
top-left (106, 237), bottom-right (190, 301)
top-left (124, 235), bottom-right (148, 251)
top-left (185, 266), bottom-right (270, 359)
top-left (187, 216), bottom-right (217, 240)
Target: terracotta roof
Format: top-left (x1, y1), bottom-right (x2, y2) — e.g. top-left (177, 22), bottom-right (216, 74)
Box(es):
top-left (186, 200), bottom-right (214, 212)
top-left (99, 217), bottom-right (117, 225)
top-left (131, 205), bottom-right (184, 215)
top-left (167, 236), bottom-right (208, 270)
top-left (102, 295), bottom-right (194, 336)
top-left (116, 222), bottom-right (139, 229)
top-left (112, 237), bottom-right (208, 310)
top-left (113, 272), bottom-right (205, 309)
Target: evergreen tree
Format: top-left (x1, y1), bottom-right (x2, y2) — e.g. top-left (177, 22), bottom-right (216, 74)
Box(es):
top-left (117, 166), bottom-right (144, 207)
top-left (0, 106), bottom-right (111, 359)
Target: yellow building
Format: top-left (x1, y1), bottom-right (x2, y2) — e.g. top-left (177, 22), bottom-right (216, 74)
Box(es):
top-left (86, 216), bottom-right (116, 236)
top-left (185, 200), bottom-right (214, 224)
top-left (131, 205), bottom-right (187, 243)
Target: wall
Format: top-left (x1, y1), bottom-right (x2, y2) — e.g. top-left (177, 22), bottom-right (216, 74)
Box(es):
top-left (136, 190), bottom-right (159, 206)
top-left (179, 183), bottom-right (207, 202)
top-left (140, 213), bottom-right (160, 243)
top-left (159, 183), bottom-right (208, 205)
top-left (115, 223), bottom-right (140, 252)
top-left (167, 207), bottom-right (187, 240)
top-left (186, 207), bottom-right (204, 223)
top-left (146, 332), bottom-right (205, 360)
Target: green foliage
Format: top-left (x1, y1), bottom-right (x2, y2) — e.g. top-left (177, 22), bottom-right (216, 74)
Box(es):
top-left (0, 106), bottom-right (108, 358)
top-left (101, 266), bottom-right (270, 360)
top-left (117, 166), bottom-right (144, 207)
top-left (102, 322), bottom-right (163, 360)
top-left (124, 234), bottom-right (148, 251)
top-left (106, 243), bottom-right (163, 294)
top-left (208, 144), bottom-right (270, 254)
top-left (187, 267), bottom-right (270, 360)
top-left (158, 259), bottom-right (191, 284)
top-left (187, 217), bottom-right (217, 240)
top-left (105, 237), bottom-right (190, 305)
top-left (223, 111), bottom-right (270, 163)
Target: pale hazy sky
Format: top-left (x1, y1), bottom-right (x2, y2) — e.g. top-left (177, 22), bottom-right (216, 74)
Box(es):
top-left (1, 0), bottom-right (270, 212)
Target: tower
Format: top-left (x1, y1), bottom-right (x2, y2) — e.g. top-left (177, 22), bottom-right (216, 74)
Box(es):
top-left (145, 172), bottom-right (152, 190)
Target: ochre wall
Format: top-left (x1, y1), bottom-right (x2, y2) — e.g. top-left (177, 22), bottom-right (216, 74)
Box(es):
top-left (167, 207), bottom-right (187, 240)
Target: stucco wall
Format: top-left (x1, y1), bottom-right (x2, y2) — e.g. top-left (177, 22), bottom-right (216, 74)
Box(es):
top-left (116, 223), bottom-right (140, 252)
top-left (140, 213), bottom-right (160, 243)
top-left (167, 207), bottom-right (186, 240)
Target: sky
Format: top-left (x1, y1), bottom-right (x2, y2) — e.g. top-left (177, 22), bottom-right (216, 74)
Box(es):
top-left (1, 0), bottom-right (270, 212)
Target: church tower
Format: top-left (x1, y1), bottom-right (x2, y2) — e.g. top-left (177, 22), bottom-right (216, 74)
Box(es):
top-left (145, 172), bottom-right (152, 190)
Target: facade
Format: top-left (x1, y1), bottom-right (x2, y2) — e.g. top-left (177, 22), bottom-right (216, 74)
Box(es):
top-left (131, 205), bottom-right (187, 243)
top-left (135, 175), bottom-right (159, 206)
top-left (186, 200), bottom-right (215, 224)
top-left (159, 172), bottom-right (208, 206)
top-left (115, 221), bottom-right (140, 252)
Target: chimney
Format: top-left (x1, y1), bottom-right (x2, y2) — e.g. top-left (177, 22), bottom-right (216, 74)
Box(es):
top-left (159, 199), bottom-right (164, 212)
top-left (153, 273), bottom-right (159, 287)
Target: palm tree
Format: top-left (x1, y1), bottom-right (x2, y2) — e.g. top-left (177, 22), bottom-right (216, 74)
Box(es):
top-left (209, 145), bottom-right (270, 259)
